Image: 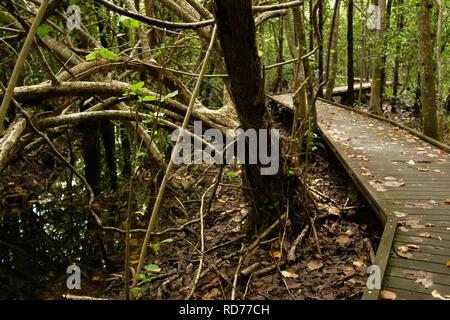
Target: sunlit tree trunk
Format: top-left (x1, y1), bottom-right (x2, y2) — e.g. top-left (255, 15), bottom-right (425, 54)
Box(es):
top-left (325, 0), bottom-right (341, 100)
top-left (346, 0), bottom-right (355, 106)
top-left (369, 0), bottom-right (386, 115)
top-left (436, 0), bottom-right (445, 138)
top-left (417, 0), bottom-right (439, 139)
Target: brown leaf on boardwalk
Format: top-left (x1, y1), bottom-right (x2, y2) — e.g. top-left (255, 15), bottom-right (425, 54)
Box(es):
top-left (379, 290), bottom-right (397, 300)
top-left (420, 232), bottom-right (432, 238)
top-left (395, 246), bottom-right (413, 259)
top-left (444, 199), bottom-right (450, 206)
top-left (415, 272), bottom-right (433, 288)
top-left (383, 181), bottom-right (406, 188)
top-left (405, 202), bottom-right (434, 209)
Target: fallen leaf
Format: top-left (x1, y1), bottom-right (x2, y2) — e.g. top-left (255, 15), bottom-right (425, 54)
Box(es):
top-left (272, 251), bottom-right (282, 259)
top-left (415, 272), bottom-right (433, 288)
top-left (379, 290), bottom-right (397, 300)
top-left (281, 270), bottom-right (299, 279)
top-left (129, 238), bottom-right (139, 246)
top-left (406, 160), bottom-right (416, 166)
top-left (328, 206), bottom-right (341, 216)
top-left (14, 186), bottom-right (24, 193)
top-left (444, 199), bottom-right (450, 206)
top-left (343, 266), bottom-right (356, 276)
top-left (383, 181), bottom-right (406, 188)
top-left (201, 288), bottom-right (221, 300)
top-left (336, 234), bottom-right (351, 246)
top-left (405, 202), bottom-right (434, 209)
top-left (420, 232), bottom-right (432, 238)
top-left (307, 260), bottom-right (323, 271)
top-left (431, 290), bottom-right (450, 300)
top-left (352, 259), bottom-right (366, 268)
top-left (395, 246), bottom-right (412, 259)
top-left (394, 211), bottom-right (406, 218)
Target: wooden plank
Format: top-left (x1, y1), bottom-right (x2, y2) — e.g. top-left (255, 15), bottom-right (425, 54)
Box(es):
top-left (389, 248), bottom-right (450, 264)
top-left (312, 98), bottom-right (450, 300)
top-left (389, 257), bottom-right (450, 275)
top-left (395, 234), bottom-right (450, 249)
top-left (384, 276), bottom-right (450, 296)
top-left (380, 287), bottom-right (436, 300)
top-left (385, 266), bottom-right (450, 286)
top-left (362, 215), bottom-right (398, 300)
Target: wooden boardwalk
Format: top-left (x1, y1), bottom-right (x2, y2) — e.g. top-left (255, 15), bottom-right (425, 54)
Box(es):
top-left (269, 94), bottom-right (450, 300)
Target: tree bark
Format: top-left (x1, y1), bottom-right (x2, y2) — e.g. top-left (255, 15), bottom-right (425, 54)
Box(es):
top-left (369, 0), bottom-right (386, 115)
top-left (325, 0), bottom-right (341, 100)
top-left (213, 0), bottom-right (286, 230)
top-left (417, 0), bottom-right (439, 140)
top-left (346, 0), bottom-right (355, 106)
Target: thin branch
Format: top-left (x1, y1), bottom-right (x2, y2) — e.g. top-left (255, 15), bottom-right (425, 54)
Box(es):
top-left (131, 25), bottom-right (219, 293)
top-left (0, 0), bottom-right (50, 133)
top-left (186, 183), bottom-right (216, 300)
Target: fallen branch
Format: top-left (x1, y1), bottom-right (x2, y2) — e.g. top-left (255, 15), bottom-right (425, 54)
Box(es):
top-left (287, 224), bottom-right (310, 262)
top-left (231, 244), bottom-right (245, 300)
top-left (186, 183), bottom-right (216, 300)
top-left (363, 238), bottom-right (376, 264)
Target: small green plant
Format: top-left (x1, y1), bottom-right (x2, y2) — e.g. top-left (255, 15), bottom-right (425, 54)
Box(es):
top-left (123, 83), bottom-right (178, 104)
top-left (305, 130), bottom-right (325, 153)
top-left (226, 171), bottom-right (238, 181)
top-left (132, 263), bottom-right (161, 296)
top-left (85, 48), bottom-right (119, 62)
top-left (150, 238), bottom-right (173, 254)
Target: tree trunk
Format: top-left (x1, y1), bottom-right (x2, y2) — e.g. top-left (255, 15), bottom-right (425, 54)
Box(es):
top-left (393, 0), bottom-right (405, 98)
top-left (213, 0), bottom-right (286, 231)
top-left (417, 0), bottom-right (439, 140)
top-left (379, 0), bottom-right (392, 102)
top-left (325, 0), bottom-right (341, 100)
top-left (369, 0), bottom-right (386, 115)
top-left (346, 0), bottom-right (355, 106)
top-left (436, 0), bottom-right (444, 138)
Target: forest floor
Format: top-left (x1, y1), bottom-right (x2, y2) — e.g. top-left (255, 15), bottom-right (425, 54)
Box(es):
top-left (7, 100), bottom-right (447, 299)
top-left (35, 152), bottom-right (383, 300)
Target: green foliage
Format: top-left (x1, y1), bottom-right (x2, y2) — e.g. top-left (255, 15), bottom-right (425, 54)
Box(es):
top-left (132, 263), bottom-right (161, 296)
top-left (150, 238), bottom-right (174, 254)
top-left (305, 130), bottom-right (325, 153)
top-left (119, 16), bottom-right (141, 29)
top-left (226, 171), bottom-right (238, 181)
top-left (85, 48), bottom-right (119, 62)
top-left (37, 24), bottom-right (49, 38)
